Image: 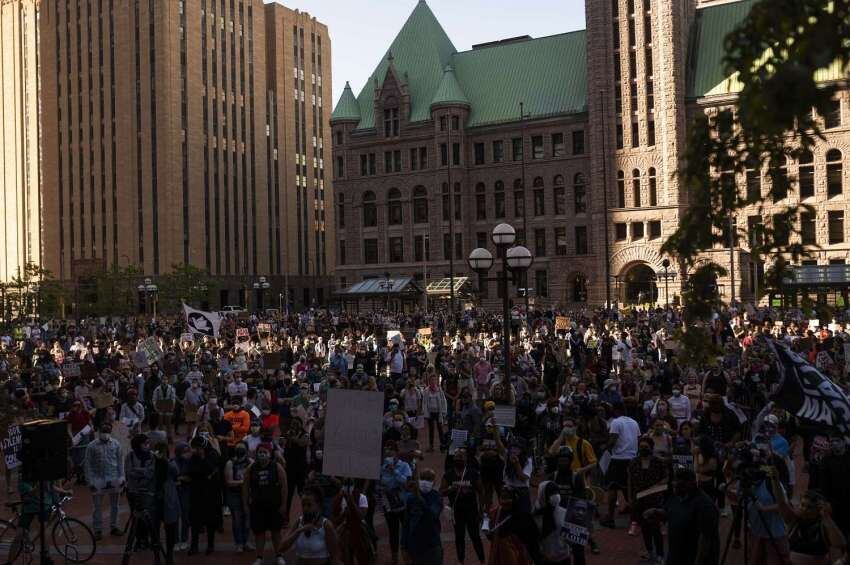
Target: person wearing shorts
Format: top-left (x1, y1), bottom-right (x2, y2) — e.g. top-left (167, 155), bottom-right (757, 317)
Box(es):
top-left (601, 402), bottom-right (639, 528)
top-left (244, 444), bottom-right (288, 565)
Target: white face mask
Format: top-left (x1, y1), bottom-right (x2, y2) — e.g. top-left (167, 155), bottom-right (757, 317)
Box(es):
top-left (419, 480), bottom-right (434, 494)
top-left (549, 494), bottom-right (561, 507)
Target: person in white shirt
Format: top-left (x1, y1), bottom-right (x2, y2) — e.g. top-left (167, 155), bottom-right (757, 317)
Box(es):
top-left (667, 386), bottom-right (692, 426)
top-left (601, 402), bottom-right (640, 528)
top-left (227, 373), bottom-right (248, 400)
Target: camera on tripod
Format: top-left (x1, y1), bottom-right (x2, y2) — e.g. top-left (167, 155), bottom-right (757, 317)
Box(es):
top-left (729, 437), bottom-right (772, 490)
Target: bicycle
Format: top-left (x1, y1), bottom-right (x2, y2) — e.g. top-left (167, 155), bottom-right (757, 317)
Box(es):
top-left (120, 492), bottom-right (167, 565)
top-left (0, 496), bottom-right (96, 565)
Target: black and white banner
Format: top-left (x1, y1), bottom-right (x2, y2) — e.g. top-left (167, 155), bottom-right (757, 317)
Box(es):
top-left (770, 340), bottom-right (850, 444)
top-left (183, 304), bottom-right (222, 339)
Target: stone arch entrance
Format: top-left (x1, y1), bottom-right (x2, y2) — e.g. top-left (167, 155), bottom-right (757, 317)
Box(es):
top-left (621, 263), bottom-right (658, 304)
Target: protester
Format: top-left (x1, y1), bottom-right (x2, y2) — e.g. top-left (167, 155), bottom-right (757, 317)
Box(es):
top-left (244, 443), bottom-right (288, 565)
top-left (83, 421), bottom-right (124, 540)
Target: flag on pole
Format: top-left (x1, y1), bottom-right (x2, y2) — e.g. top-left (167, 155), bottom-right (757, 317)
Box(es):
top-left (183, 304), bottom-right (222, 339)
top-left (770, 340), bottom-right (850, 443)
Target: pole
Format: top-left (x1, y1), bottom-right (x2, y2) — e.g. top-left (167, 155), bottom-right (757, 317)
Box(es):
top-left (38, 480), bottom-right (52, 565)
top-left (501, 252), bottom-right (511, 385)
top-left (664, 266), bottom-right (669, 308)
top-left (447, 115), bottom-right (456, 321)
top-left (598, 91), bottom-right (612, 309)
top-left (423, 235), bottom-right (429, 314)
top-left (519, 102), bottom-right (530, 330)
top-left (729, 214), bottom-right (736, 304)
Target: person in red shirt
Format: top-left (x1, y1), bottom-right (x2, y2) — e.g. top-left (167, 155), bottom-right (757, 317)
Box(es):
top-left (65, 400), bottom-right (92, 437)
top-left (223, 397), bottom-right (251, 447)
top-left (261, 407), bottom-right (279, 433)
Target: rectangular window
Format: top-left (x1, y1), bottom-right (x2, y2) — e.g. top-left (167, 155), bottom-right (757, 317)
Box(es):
top-left (440, 143), bottom-right (448, 167)
top-left (748, 215), bottom-right (763, 247)
top-left (801, 212), bottom-right (816, 245)
top-left (455, 233), bottom-right (463, 260)
top-left (336, 156), bottom-right (344, 178)
top-left (632, 222), bottom-right (645, 239)
top-left (554, 187), bottom-right (566, 215)
top-left (615, 223), bottom-right (628, 241)
top-left (476, 193), bottom-right (486, 220)
top-left (339, 241), bottom-right (346, 265)
top-left (773, 214), bottom-right (790, 247)
top-left (394, 150), bottom-right (402, 172)
top-left (369, 153), bottom-right (376, 175)
top-left (474, 143), bottom-right (485, 165)
top-left (388, 236), bottom-right (404, 263)
top-left (649, 220), bottom-right (661, 239)
top-left (552, 133), bottom-right (565, 157)
top-left (533, 189), bottom-right (545, 216)
top-left (616, 124), bottom-right (624, 149)
top-left (555, 227), bottom-right (567, 255)
top-left (829, 211), bottom-right (844, 244)
top-left (534, 228), bottom-right (546, 257)
top-left (825, 99), bottom-right (842, 129)
top-left (746, 168), bottom-right (761, 202)
top-left (443, 234), bottom-right (452, 260)
top-left (384, 151), bottom-right (392, 173)
top-left (410, 148), bottom-right (418, 171)
top-left (535, 270), bottom-right (548, 298)
top-left (439, 116), bottom-right (446, 131)
top-left (575, 226), bottom-right (588, 255)
top-left (414, 235), bottom-right (430, 262)
top-left (493, 140), bottom-right (504, 163)
top-left (452, 143), bottom-right (461, 166)
top-left (495, 191), bottom-right (505, 219)
top-left (476, 231), bottom-right (488, 250)
top-left (363, 238), bottom-right (378, 264)
top-left (631, 121), bottom-right (640, 148)
top-left (572, 130), bottom-right (585, 155)
top-left (800, 162), bottom-right (815, 198)
top-left (532, 136), bottom-right (544, 159)
top-left (828, 160), bottom-right (843, 197)
top-left (647, 120), bottom-right (655, 146)
top-left (514, 190), bottom-right (525, 218)
top-left (512, 138), bottom-right (523, 161)
top-left (360, 154), bottom-right (368, 176)
top-left (419, 147), bottom-right (428, 169)
top-left (451, 115), bottom-right (460, 130)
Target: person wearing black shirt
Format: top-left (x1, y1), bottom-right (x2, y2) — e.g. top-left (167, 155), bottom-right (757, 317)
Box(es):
top-left (644, 468), bottom-right (719, 565)
top-left (547, 446), bottom-right (590, 564)
top-left (440, 448), bottom-right (485, 564)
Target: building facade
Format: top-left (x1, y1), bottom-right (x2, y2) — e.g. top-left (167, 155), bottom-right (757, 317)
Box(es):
top-left (30, 0), bottom-right (334, 309)
top-left (0, 0), bottom-right (42, 282)
top-left (331, 0), bottom-right (849, 307)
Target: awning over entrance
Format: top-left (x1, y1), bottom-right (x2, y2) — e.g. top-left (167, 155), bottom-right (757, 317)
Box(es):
top-left (337, 277), bottom-right (424, 297)
top-left (783, 264), bottom-right (850, 288)
top-left (425, 277), bottom-right (470, 296)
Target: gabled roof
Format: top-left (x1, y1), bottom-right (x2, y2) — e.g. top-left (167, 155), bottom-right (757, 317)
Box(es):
top-left (343, 1), bottom-right (586, 131)
top-left (331, 82), bottom-right (361, 123)
top-left (687, 0), bottom-right (847, 98)
top-left (430, 65), bottom-right (470, 108)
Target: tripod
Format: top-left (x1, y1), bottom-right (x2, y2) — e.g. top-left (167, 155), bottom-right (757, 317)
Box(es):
top-left (720, 483), bottom-right (785, 565)
top-left (120, 492), bottom-right (168, 565)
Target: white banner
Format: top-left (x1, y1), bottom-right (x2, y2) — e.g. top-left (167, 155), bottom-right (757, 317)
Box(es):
top-left (183, 304), bottom-right (222, 339)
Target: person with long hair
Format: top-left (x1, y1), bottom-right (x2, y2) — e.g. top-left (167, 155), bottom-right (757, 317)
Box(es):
top-left (486, 487), bottom-right (541, 565)
top-left (534, 481), bottom-right (571, 565)
top-left (278, 486), bottom-right (341, 565)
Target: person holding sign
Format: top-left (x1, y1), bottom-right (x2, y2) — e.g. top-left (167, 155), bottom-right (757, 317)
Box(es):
top-left (533, 481), bottom-right (571, 564)
top-left (627, 436), bottom-right (668, 562)
top-left (439, 447), bottom-right (486, 565)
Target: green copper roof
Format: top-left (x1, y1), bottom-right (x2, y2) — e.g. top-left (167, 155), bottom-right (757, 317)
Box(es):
top-left (346, 1), bottom-right (585, 131)
top-left (453, 31), bottom-right (586, 127)
top-left (430, 65), bottom-right (470, 108)
top-left (688, 0), bottom-right (848, 98)
top-left (331, 82), bottom-right (361, 122)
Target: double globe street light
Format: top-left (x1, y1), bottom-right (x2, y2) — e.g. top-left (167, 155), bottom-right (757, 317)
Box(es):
top-left (467, 223), bottom-right (534, 385)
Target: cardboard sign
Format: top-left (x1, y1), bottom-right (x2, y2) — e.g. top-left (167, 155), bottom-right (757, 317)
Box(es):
top-left (492, 405), bottom-right (516, 428)
top-left (236, 328), bottom-right (249, 339)
top-left (93, 391), bottom-right (115, 409)
top-left (140, 337), bottom-right (163, 366)
top-left (561, 497), bottom-right (595, 546)
top-left (555, 317), bottom-right (570, 331)
top-left (417, 327), bottom-right (432, 336)
top-left (257, 323), bottom-right (272, 334)
top-left (322, 389), bottom-right (385, 480)
top-left (2, 425), bottom-right (22, 469)
top-left (62, 362), bottom-right (82, 377)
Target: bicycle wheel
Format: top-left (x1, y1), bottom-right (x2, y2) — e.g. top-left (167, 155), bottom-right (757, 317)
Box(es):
top-left (51, 517), bottom-right (96, 563)
top-left (0, 519), bottom-right (22, 565)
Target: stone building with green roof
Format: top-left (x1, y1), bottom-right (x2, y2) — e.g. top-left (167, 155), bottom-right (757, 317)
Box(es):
top-left (331, 0), bottom-right (849, 307)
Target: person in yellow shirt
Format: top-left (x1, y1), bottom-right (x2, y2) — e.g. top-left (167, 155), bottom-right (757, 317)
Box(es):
top-left (548, 417), bottom-right (597, 475)
top-left (223, 397), bottom-right (251, 447)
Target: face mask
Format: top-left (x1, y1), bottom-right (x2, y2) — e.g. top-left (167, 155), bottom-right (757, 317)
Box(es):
top-left (257, 452), bottom-right (271, 463)
top-left (419, 480), bottom-right (434, 494)
top-left (563, 426), bottom-right (576, 437)
top-left (549, 494), bottom-right (561, 507)
top-left (672, 390), bottom-right (681, 397)
top-left (385, 456), bottom-right (396, 465)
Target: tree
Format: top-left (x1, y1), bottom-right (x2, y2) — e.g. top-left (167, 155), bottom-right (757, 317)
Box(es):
top-left (663, 0), bottom-right (850, 285)
top-left (91, 264), bottom-right (143, 316)
top-left (156, 264), bottom-right (217, 313)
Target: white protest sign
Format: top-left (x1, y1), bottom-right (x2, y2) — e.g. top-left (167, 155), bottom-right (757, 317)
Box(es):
top-left (561, 497), bottom-right (595, 546)
top-left (1, 425), bottom-right (22, 469)
top-left (139, 337), bottom-right (163, 366)
top-left (322, 389), bottom-right (384, 480)
top-left (493, 405), bottom-right (516, 428)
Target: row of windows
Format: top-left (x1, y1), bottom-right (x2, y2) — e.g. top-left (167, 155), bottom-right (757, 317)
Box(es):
top-left (732, 148), bottom-right (844, 202)
top-left (614, 220), bottom-right (663, 241)
top-left (616, 168), bottom-right (658, 207)
top-left (722, 211), bottom-right (848, 248)
top-left (472, 131), bottom-right (585, 165)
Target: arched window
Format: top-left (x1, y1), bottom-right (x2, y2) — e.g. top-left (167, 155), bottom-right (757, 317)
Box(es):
top-left (494, 180), bottom-right (505, 218)
top-left (799, 150), bottom-right (815, 198)
top-left (362, 191), bottom-right (377, 227)
top-left (383, 98), bottom-right (399, 137)
top-left (746, 156), bottom-right (761, 202)
top-left (572, 273), bottom-right (588, 303)
top-left (475, 182), bottom-right (487, 220)
top-left (827, 149), bottom-right (843, 197)
top-left (553, 175), bottom-right (566, 215)
top-left (648, 168), bottom-right (657, 206)
top-left (617, 171), bottom-right (625, 208)
top-left (533, 177), bottom-right (545, 216)
top-left (513, 178), bottom-right (525, 218)
top-left (574, 173), bottom-right (587, 214)
top-left (441, 183), bottom-right (451, 221)
top-left (632, 169), bottom-right (641, 207)
top-left (387, 188), bottom-right (402, 225)
top-left (413, 186), bottom-right (428, 224)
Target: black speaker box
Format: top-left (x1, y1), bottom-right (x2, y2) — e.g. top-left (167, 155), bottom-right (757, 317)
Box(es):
top-left (21, 419), bottom-right (69, 482)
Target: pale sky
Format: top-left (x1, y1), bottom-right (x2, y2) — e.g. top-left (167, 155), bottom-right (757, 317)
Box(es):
top-left (273, 0), bottom-right (588, 105)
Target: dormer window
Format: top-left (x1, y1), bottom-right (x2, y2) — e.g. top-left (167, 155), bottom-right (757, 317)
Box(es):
top-left (384, 107), bottom-right (399, 137)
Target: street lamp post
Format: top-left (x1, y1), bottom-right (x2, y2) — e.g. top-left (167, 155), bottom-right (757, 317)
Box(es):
top-left (137, 278), bottom-right (159, 321)
top-left (382, 272), bottom-right (392, 312)
top-left (252, 276), bottom-right (270, 312)
top-left (468, 223), bottom-right (534, 386)
top-left (662, 259), bottom-right (670, 308)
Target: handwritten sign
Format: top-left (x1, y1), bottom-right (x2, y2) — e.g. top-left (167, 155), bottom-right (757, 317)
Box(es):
top-left (322, 389), bottom-right (384, 480)
top-left (492, 405), bottom-right (516, 428)
top-left (555, 317), bottom-right (570, 331)
top-left (257, 323), bottom-right (272, 334)
top-left (417, 327), bottom-right (432, 336)
top-left (236, 328), bottom-right (249, 339)
top-left (1, 425), bottom-right (22, 469)
top-left (62, 362), bottom-right (82, 377)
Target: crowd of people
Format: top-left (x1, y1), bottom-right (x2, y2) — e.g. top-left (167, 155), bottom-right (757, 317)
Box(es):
top-left (1, 303), bottom-right (850, 565)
